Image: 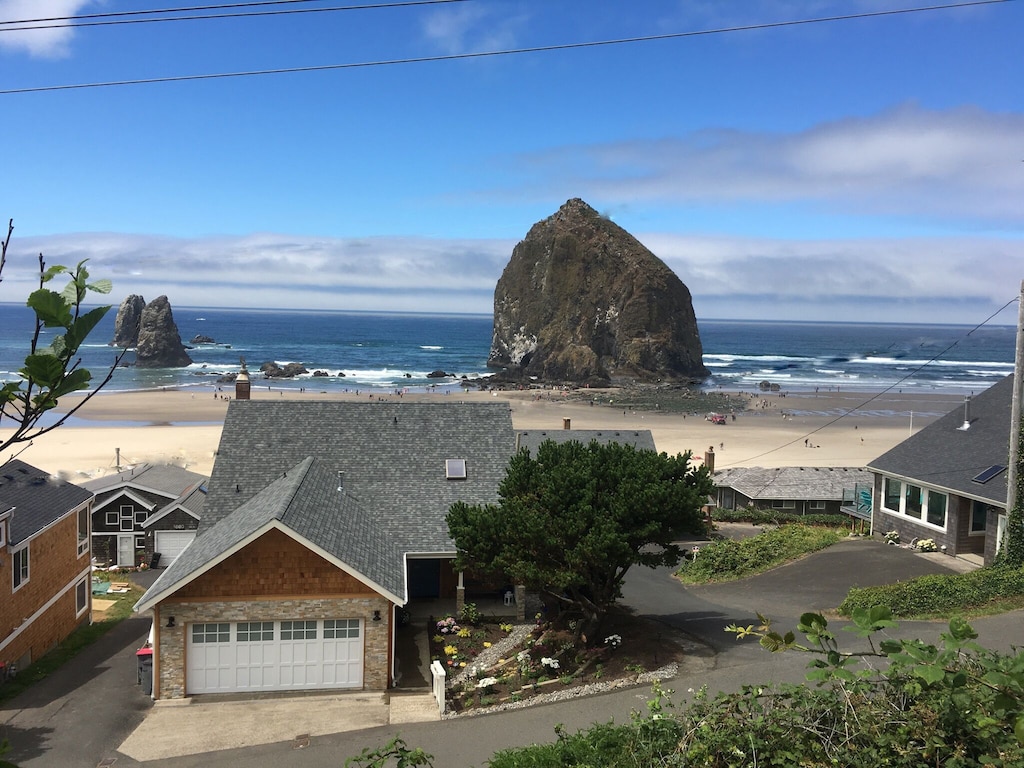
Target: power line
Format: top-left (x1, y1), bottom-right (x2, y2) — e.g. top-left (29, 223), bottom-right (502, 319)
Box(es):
top-left (0, 0), bottom-right (328, 26)
top-left (0, 0), bottom-right (1016, 95)
top-left (0, 0), bottom-right (468, 33)
top-left (723, 294), bottom-right (1022, 468)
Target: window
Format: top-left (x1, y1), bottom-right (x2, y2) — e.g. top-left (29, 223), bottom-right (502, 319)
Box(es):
top-left (883, 478), bottom-right (901, 512)
top-left (971, 501), bottom-right (990, 534)
top-left (324, 619), bottom-right (360, 639)
top-left (237, 622), bottom-right (274, 641)
top-left (192, 623), bottom-right (230, 643)
top-left (445, 459), bottom-right (467, 480)
top-left (105, 510), bottom-right (117, 527)
top-left (771, 500), bottom-right (796, 509)
top-left (75, 578), bottom-right (89, 616)
top-left (926, 491), bottom-right (947, 528)
top-left (78, 507), bottom-right (90, 557)
top-left (135, 535), bottom-right (146, 549)
top-left (904, 484), bottom-right (923, 519)
top-left (809, 500), bottom-right (826, 511)
top-left (134, 509), bottom-right (148, 524)
top-left (12, 545), bottom-right (29, 591)
top-left (281, 620), bottom-right (317, 640)
top-left (119, 505), bottom-right (134, 532)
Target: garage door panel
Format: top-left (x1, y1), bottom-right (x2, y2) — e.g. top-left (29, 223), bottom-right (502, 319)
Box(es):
top-left (186, 619), bottom-right (363, 695)
top-left (154, 531), bottom-right (196, 566)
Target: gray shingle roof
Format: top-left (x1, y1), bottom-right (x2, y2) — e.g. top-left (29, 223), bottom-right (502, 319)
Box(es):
top-left (714, 466), bottom-right (872, 501)
top-left (136, 456), bottom-right (405, 611)
top-left (515, 429), bottom-right (657, 454)
top-left (202, 401), bottom-right (517, 554)
top-left (868, 374), bottom-right (1013, 505)
top-left (0, 460), bottom-right (93, 545)
top-left (83, 463), bottom-right (207, 499)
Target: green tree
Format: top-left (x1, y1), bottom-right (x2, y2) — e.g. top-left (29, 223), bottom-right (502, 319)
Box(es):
top-left (0, 220), bottom-right (122, 455)
top-left (447, 439), bottom-right (712, 642)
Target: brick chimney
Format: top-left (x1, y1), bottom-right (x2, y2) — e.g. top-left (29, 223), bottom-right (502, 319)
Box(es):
top-left (705, 445), bottom-right (715, 474)
top-left (563, 418), bottom-right (571, 430)
top-left (235, 358), bottom-right (251, 400)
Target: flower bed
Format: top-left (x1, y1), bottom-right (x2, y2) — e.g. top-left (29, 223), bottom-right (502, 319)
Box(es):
top-left (430, 605), bottom-right (690, 712)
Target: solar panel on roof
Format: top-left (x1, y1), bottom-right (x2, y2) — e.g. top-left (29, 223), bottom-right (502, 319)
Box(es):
top-left (972, 465), bottom-right (1006, 484)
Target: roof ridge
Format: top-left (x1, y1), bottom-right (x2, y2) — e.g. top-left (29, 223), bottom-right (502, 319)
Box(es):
top-left (278, 455), bottom-right (318, 523)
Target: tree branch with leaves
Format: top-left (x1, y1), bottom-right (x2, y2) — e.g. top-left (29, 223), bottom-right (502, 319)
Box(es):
top-left (0, 219), bottom-right (125, 456)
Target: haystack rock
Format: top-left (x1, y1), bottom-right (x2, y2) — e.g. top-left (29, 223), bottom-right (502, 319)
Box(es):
top-left (488, 198), bottom-right (709, 384)
top-left (111, 294), bottom-right (146, 348)
top-left (135, 296), bottom-right (193, 368)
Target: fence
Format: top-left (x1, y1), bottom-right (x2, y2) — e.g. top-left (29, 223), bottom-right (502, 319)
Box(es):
top-left (430, 660), bottom-right (446, 715)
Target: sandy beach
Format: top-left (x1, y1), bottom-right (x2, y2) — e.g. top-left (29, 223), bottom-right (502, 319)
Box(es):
top-left (1, 384), bottom-right (967, 482)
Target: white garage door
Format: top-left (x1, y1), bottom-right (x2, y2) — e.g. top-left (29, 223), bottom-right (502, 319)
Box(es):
top-left (186, 619), bottom-right (363, 695)
top-left (154, 531), bottom-right (196, 566)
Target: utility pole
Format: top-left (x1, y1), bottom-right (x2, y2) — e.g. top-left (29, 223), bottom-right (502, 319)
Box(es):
top-left (1004, 280), bottom-right (1024, 562)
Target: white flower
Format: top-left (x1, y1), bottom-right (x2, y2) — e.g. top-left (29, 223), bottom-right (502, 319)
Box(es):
top-left (541, 656), bottom-right (560, 669)
top-left (476, 677), bottom-right (498, 689)
top-left (603, 634), bottom-right (622, 648)
top-left (516, 650), bottom-right (530, 662)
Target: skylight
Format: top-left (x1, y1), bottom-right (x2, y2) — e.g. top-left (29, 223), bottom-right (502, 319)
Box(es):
top-left (972, 465), bottom-right (1006, 484)
top-left (446, 459), bottom-right (467, 480)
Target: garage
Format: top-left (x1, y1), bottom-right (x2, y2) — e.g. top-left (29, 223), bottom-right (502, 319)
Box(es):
top-left (154, 530), bottom-right (196, 566)
top-left (186, 619), bottom-right (363, 694)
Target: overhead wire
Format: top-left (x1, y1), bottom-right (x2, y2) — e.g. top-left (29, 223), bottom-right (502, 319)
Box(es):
top-left (720, 295), bottom-right (1022, 470)
top-left (0, 0), bottom-right (1017, 95)
top-left (0, 0), bottom-right (468, 33)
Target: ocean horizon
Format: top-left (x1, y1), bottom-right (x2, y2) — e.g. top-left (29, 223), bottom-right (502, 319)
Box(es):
top-left (0, 302), bottom-right (1016, 397)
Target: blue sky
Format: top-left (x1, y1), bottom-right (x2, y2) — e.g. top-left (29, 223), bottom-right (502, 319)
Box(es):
top-left (1, 0), bottom-right (1021, 324)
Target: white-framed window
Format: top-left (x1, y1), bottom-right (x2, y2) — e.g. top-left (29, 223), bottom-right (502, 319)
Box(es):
top-left (809, 500), bottom-right (827, 511)
top-left (77, 507), bottom-right (90, 557)
top-left (281, 620), bottom-right (317, 640)
top-left (883, 477), bottom-right (901, 512)
top-left (135, 534), bottom-right (146, 549)
top-left (904, 484), bottom-right (923, 519)
top-left (445, 458), bottom-right (467, 480)
top-left (75, 577), bottom-right (89, 616)
top-left (237, 622), bottom-right (274, 641)
top-left (324, 619), bottom-right (360, 639)
top-left (134, 509), bottom-right (148, 525)
top-left (926, 490), bottom-right (948, 528)
top-left (970, 501), bottom-right (990, 535)
top-left (192, 623), bottom-right (230, 643)
top-left (105, 510), bottom-right (117, 527)
top-left (12, 544), bottom-right (29, 591)
top-left (771, 500), bottom-right (796, 509)
top-left (119, 505), bottom-right (134, 532)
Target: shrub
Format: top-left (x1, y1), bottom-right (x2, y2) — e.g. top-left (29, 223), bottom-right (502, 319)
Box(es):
top-left (713, 509), bottom-right (851, 527)
top-left (840, 565), bottom-right (1024, 617)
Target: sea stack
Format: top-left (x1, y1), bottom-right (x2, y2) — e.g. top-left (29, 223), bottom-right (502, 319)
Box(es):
top-left (488, 198), bottom-right (708, 385)
top-left (111, 294), bottom-right (146, 348)
top-left (135, 296), bottom-right (193, 368)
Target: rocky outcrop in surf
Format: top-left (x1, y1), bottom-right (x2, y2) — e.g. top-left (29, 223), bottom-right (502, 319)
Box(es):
top-left (135, 296), bottom-right (194, 368)
top-left (488, 198), bottom-right (708, 385)
top-left (111, 294), bottom-right (146, 348)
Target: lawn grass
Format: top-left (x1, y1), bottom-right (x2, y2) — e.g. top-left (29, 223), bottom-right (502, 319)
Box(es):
top-left (0, 583), bottom-right (141, 707)
top-left (675, 524), bottom-right (846, 584)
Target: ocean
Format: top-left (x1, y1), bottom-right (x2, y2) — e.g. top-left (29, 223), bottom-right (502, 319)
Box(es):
top-left (0, 303), bottom-right (1016, 397)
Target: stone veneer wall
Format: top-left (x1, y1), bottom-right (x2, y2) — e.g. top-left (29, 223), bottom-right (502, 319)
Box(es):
top-left (155, 595), bottom-right (392, 699)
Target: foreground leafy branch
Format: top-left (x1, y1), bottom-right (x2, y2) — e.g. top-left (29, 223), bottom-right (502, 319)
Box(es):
top-left (0, 219), bottom-right (125, 455)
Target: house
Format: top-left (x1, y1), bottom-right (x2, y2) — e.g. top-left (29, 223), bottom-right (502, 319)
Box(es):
top-left (134, 400), bottom-right (517, 700)
top-left (0, 460), bottom-right (94, 673)
top-left (84, 464), bottom-right (207, 569)
top-left (515, 426), bottom-right (657, 453)
top-left (868, 375), bottom-right (1013, 564)
top-left (711, 465), bottom-right (873, 517)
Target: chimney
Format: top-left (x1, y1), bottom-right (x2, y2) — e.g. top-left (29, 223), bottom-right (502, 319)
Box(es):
top-left (235, 357), bottom-right (251, 400)
top-left (705, 445), bottom-right (715, 474)
top-left (957, 395), bottom-right (971, 431)
top-left (563, 418), bottom-right (571, 430)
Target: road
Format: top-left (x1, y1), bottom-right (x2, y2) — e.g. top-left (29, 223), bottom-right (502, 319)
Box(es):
top-left (2, 540), bottom-right (1020, 767)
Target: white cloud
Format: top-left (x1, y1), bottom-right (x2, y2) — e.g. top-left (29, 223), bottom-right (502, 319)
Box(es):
top-left (420, 3), bottom-right (529, 55)
top-left (0, 1), bottom-right (95, 58)
top-left (1, 228), bottom-right (1018, 325)
top-left (511, 104), bottom-right (1024, 226)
